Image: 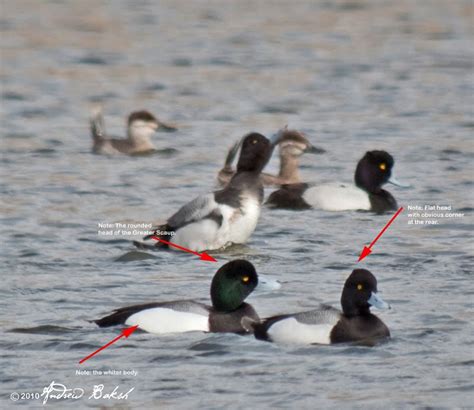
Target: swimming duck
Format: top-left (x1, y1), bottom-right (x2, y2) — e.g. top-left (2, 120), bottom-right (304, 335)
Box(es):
top-left (217, 127), bottom-right (325, 187)
top-left (266, 150), bottom-right (406, 213)
top-left (90, 108), bottom-right (176, 155)
top-left (94, 260), bottom-right (260, 334)
top-left (134, 132), bottom-right (273, 252)
top-left (245, 268), bottom-right (390, 345)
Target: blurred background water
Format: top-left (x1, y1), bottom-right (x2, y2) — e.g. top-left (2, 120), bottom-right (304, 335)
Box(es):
top-left (1, 0), bottom-right (473, 408)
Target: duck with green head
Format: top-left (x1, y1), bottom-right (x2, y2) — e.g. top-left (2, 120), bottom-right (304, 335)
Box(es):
top-left (93, 260), bottom-right (260, 334)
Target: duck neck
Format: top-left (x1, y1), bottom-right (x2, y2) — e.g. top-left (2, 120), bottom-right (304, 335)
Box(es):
top-left (230, 170), bottom-right (259, 186)
top-left (278, 154), bottom-right (300, 183)
top-left (127, 128), bottom-right (154, 149)
top-left (211, 287), bottom-right (243, 312)
top-left (342, 302), bottom-right (371, 318)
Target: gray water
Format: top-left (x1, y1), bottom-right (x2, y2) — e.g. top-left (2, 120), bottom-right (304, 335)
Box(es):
top-left (1, 1), bottom-right (473, 409)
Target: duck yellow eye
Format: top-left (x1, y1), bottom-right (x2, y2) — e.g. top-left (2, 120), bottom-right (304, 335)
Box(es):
top-left (357, 284), bottom-right (363, 291)
top-left (242, 276), bottom-right (250, 283)
top-left (252, 139), bottom-right (257, 144)
top-left (379, 163), bottom-right (386, 171)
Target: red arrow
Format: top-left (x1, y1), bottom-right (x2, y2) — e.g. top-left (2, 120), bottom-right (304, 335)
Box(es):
top-left (79, 325), bottom-right (139, 364)
top-left (151, 236), bottom-right (217, 262)
top-left (358, 207), bottom-right (404, 262)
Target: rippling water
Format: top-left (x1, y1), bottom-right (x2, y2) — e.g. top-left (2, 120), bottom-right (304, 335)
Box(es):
top-left (1, 1), bottom-right (473, 408)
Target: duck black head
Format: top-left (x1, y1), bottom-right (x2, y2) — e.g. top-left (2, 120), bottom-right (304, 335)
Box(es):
top-left (354, 151), bottom-right (395, 193)
top-left (236, 133), bottom-right (272, 174)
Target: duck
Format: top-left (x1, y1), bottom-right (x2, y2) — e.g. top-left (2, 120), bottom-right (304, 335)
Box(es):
top-left (94, 260), bottom-right (260, 334)
top-left (217, 127), bottom-right (325, 187)
top-left (90, 108), bottom-right (177, 155)
top-left (266, 150), bottom-right (406, 213)
top-left (134, 132), bottom-right (273, 252)
top-left (244, 268), bottom-right (390, 345)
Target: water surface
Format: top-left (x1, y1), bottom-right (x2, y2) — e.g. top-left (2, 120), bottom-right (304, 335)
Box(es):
top-left (1, 1), bottom-right (473, 408)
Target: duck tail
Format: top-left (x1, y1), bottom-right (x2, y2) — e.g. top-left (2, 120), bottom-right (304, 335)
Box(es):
top-left (223, 138), bottom-right (242, 170)
top-left (241, 316), bottom-right (274, 341)
top-left (133, 224), bottom-right (173, 250)
top-left (93, 306), bottom-right (143, 328)
top-left (93, 312), bottom-right (128, 328)
top-left (217, 138), bottom-right (242, 185)
top-left (240, 316), bottom-right (259, 334)
top-left (90, 107), bottom-right (106, 143)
